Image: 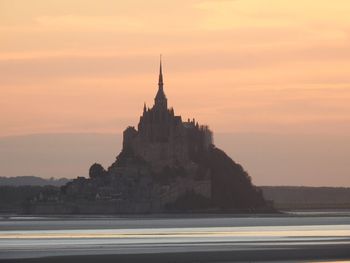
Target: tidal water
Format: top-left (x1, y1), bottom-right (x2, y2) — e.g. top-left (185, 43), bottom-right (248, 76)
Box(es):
top-left (1, 213), bottom-right (350, 261)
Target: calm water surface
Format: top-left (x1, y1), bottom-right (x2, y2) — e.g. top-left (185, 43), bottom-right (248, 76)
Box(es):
top-left (1, 213), bottom-right (350, 260)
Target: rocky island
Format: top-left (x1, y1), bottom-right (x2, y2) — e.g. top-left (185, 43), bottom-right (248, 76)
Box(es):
top-left (29, 60), bottom-right (273, 214)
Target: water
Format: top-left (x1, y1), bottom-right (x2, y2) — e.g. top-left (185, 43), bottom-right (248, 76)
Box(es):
top-left (1, 214), bottom-right (350, 261)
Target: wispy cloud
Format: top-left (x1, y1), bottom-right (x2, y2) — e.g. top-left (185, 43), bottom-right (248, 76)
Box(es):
top-left (1, 0), bottom-right (350, 137)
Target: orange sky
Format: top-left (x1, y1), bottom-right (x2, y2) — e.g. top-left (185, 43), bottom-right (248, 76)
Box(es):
top-left (1, 0), bottom-right (350, 137)
top-left (1, 1), bottom-right (350, 185)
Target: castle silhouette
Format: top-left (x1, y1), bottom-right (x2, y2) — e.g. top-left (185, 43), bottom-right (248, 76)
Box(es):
top-left (29, 58), bottom-right (272, 214)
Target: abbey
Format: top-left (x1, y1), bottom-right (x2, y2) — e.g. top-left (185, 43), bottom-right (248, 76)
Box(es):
top-left (123, 59), bottom-right (213, 171)
top-left (29, 59), bottom-right (271, 214)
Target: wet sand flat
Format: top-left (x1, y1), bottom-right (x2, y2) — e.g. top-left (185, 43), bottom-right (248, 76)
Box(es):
top-left (1, 214), bottom-right (350, 262)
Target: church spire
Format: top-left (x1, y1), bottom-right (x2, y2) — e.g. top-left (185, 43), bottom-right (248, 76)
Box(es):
top-left (154, 55), bottom-right (167, 109)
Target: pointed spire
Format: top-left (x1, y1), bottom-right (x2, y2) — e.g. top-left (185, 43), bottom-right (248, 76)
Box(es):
top-left (143, 102), bottom-right (146, 113)
top-left (154, 54), bottom-right (167, 109)
top-left (158, 54), bottom-right (163, 87)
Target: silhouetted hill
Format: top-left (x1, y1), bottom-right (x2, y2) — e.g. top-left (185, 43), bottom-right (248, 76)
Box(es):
top-left (208, 147), bottom-right (266, 210)
top-left (0, 176), bottom-right (70, 187)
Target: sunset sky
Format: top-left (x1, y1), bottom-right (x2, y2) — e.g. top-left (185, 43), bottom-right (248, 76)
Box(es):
top-left (1, 0), bottom-right (350, 185)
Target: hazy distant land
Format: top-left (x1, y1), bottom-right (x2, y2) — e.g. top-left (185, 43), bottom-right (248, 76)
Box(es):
top-left (0, 176), bottom-right (70, 187)
top-left (262, 186), bottom-right (350, 210)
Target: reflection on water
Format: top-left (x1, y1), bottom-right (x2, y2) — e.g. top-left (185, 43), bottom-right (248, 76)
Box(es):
top-left (1, 224), bottom-right (350, 249)
top-left (0, 215), bottom-right (350, 261)
top-left (286, 210), bottom-right (350, 217)
top-left (1, 225), bottom-right (350, 239)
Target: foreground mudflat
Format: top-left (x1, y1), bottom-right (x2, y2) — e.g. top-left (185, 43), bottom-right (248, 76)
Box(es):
top-left (1, 214), bottom-right (350, 262)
